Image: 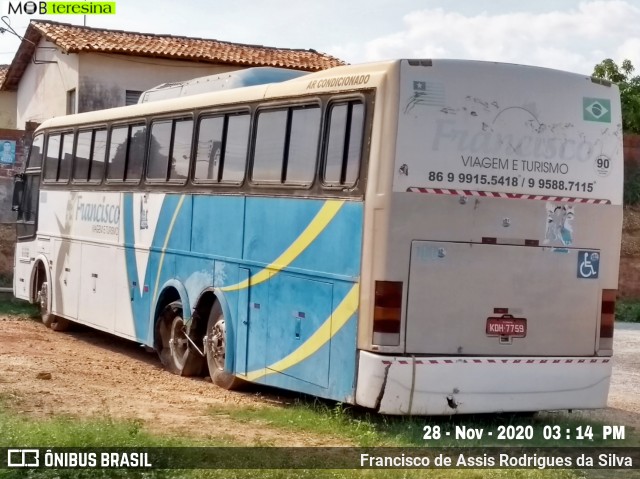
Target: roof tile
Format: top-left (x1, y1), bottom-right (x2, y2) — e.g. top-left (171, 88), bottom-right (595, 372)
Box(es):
top-left (1, 20), bottom-right (345, 91)
top-left (0, 65), bottom-right (7, 86)
top-left (32, 20), bottom-right (344, 71)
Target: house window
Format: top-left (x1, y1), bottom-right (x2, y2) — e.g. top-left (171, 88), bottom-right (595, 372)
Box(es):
top-left (66, 89), bottom-right (76, 115)
top-left (126, 90), bottom-right (143, 106)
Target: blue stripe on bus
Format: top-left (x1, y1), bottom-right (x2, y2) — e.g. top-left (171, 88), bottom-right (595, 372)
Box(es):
top-left (122, 193), bottom-right (363, 402)
top-left (122, 193), bottom-right (143, 338)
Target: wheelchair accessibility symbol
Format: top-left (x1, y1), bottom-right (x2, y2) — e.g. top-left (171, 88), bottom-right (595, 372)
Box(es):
top-left (577, 251), bottom-right (600, 279)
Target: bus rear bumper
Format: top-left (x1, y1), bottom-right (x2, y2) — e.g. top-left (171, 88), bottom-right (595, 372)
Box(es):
top-left (355, 351), bottom-right (612, 415)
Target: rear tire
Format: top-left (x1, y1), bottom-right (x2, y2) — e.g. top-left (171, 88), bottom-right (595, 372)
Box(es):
top-left (205, 301), bottom-right (244, 390)
top-left (38, 281), bottom-right (53, 327)
top-left (38, 281), bottom-right (70, 332)
top-left (156, 301), bottom-right (205, 376)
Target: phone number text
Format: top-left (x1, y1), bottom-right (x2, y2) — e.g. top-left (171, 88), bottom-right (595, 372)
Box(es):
top-left (428, 172), bottom-right (594, 193)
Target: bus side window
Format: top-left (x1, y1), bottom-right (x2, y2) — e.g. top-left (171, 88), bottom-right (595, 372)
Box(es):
top-left (252, 109), bottom-right (287, 184)
top-left (24, 175), bottom-right (39, 222)
top-left (221, 114), bottom-right (249, 184)
top-left (107, 126), bottom-right (128, 181)
top-left (74, 129), bottom-right (106, 183)
top-left (194, 116), bottom-right (224, 182)
top-left (286, 106), bottom-right (320, 186)
top-left (74, 131), bottom-right (93, 181)
top-left (193, 113), bottom-right (248, 184)
top-left (252, 105), bottom-right (319, 186)
top-left (323, 101), bottom-right (364, 187)
top-left (44, 134), bottom-right (61, 182)
top-left (170, 119), bottom-right (193, 182)
top-left (126, 124), bottom-right (146, 182)
top-left (147, 120), bottom-right (171, 180)
top-left (58, 132), bottom-right (74, 182)
top-left (90, 130), bottom-right (107, 182)
top-left (28, 134), bottom-right (44, 169)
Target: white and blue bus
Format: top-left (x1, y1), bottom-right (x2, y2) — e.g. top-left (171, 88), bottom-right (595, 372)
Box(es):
top-left (12, 59), bottom-right (623, 415)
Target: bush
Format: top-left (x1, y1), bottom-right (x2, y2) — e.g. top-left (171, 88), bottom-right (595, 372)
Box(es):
top-left (624, 167), bottom-right (640, 205)
top-left (616, 299), bottom-right (640, 322)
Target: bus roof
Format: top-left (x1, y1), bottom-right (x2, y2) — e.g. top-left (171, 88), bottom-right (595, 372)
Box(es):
top-left (36, 60), bottom-right (397, 131)
top-left (36, 59), bottom-right (608, 132)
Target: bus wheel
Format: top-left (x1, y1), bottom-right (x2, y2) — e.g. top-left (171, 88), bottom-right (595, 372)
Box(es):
top-left (205, 302), bottom-right (244, 390)
top-left (157, 301), bottom-right (205, 376)
top-left (38, 281), bottom-right (53, 327)
top-left (38, 281), bottom-right (69, 332)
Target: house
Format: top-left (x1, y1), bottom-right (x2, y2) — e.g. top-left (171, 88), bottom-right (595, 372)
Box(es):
top-left (0, 64), bottom-right (21, 182)
top-left (0, 20), bottom-right (345, 129)
top-left (0, 19), bottom-right (344, 250)
top-left (0, 66), bottom-right (17, 129)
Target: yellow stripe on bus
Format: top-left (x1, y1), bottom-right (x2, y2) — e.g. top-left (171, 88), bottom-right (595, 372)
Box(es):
top-left (220, 200), bottom-right (345, 292)
top-left (244, 283), bottom-right (359, 382)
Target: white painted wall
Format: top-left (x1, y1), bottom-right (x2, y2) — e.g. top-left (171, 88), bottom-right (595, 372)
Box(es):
top-left (78, 54), bottom-right (238, 112)
top-left (15, 43), bottom-right (243, 128)
top-left (0, 91), bottom-right (17, 129)
top-left (16, 38), bottom-right (79, 129)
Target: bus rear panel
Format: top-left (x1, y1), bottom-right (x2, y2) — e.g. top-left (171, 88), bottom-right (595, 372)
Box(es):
top-left (356, 60), bottom-right (622, 414)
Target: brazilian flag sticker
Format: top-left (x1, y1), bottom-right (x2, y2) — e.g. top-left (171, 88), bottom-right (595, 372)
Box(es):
top-left (583, 97), bottom-right (611, 123)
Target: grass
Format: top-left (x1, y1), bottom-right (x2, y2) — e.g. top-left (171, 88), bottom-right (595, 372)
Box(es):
top-left (0, 394), bottom-right (194, 449)
top-left (0, 297), bottom-right (39, 318)
top-left (616, 298), bottom-right (640, 322)
top-left (218, 399), bottom-right (638, 448)
top-left (0, 397), bottom-right (586, 479)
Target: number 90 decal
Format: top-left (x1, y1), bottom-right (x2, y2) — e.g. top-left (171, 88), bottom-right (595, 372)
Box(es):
top-left (594, 155), bottom-right (611, 178)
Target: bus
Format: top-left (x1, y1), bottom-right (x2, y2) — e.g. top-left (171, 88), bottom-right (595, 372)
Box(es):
top-left (12, 59), bottom-right (623, 415)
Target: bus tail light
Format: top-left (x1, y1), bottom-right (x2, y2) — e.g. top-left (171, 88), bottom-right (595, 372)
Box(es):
top-left (600, 289), bottom-right (616, 340)
top-left (373, 281), bottom-right (402, 346)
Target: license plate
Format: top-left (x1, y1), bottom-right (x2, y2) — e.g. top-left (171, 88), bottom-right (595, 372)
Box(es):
top-left (486, 317), bottom-right (527, 337)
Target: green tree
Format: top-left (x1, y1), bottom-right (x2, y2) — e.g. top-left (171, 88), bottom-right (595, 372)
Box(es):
top-left (593, 58), bottom-right (640, 133)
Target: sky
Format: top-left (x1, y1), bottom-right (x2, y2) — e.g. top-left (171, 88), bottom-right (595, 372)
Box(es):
top-left (1, 0), bottom-right (639, 76)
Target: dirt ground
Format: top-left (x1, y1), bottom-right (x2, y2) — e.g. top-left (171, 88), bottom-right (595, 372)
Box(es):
top-left (0, 315), bottom-right (639, 444)
top-left (0, 316), bottom-right (347, 446)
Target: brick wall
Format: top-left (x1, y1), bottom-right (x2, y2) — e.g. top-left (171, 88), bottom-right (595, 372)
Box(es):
top-left (619, 134), bottom-right (640, 297)
top-left (0, 129), bottom-right (26, 226)
top-left (0, 129), bottom-right (25, 178)
top-left (624, 134), bottom-right (640, 169)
